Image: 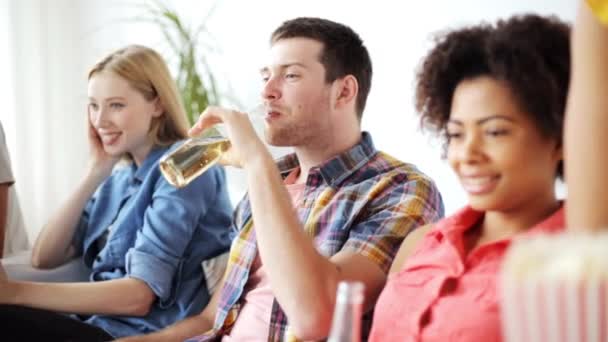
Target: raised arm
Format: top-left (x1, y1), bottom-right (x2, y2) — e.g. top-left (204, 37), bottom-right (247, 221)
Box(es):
top-left (31, 168), bottom-right (107, 268)
top-left (31, 120), bottom-right (118, 268)
top-left (565, 1), bottom-right (608, 231)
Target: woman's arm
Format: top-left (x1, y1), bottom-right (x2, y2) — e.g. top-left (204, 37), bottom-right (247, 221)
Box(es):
top-left (31, 168), bottom-right (106, 268)
top-left (32, 120), bottom-right (118, 268)
top-left (565, 1), bottom-right (608, 231)
top-left (1, 276), bottom-right (155, 316)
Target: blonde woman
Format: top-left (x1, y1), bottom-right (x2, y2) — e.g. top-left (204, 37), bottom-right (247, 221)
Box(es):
top-left (0, 45), bottom-right (233, 340)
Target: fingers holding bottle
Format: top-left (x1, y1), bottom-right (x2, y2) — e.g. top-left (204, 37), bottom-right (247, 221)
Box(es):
top-left (189, 106), bottom-right (267, 168)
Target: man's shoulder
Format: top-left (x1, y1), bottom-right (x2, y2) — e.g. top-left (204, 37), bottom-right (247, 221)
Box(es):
top-left (358, 150), bottom-right (435, 185)
top-left (354, 151), bottom-right (443, 210)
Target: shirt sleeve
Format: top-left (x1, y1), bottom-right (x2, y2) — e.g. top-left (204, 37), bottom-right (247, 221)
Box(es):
top-left (342, 174), bottom-right (444, 273)
top-left (71, 195), bottom-right (96, 256)
top-left (0, 122), bottom-right (15, 185)
top-left (125, 165), bottom-right (225, 306)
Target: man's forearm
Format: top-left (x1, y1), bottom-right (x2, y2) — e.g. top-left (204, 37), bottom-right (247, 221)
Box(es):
top-left (244, 152), bottom-right (339, 332)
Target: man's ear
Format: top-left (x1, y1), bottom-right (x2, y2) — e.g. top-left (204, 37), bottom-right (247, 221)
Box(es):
top-left (334, 75), bottom-right (358, 109)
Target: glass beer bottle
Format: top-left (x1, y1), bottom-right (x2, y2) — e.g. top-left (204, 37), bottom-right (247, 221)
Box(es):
top-left (160, 105), bottom-right (264, 188)
top-left (159, 127), bottom-right (230, 188)
top-left (327, 281), bottom-right (365, 342)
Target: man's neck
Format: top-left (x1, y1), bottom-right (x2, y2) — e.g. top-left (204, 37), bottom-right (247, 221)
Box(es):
top-left (292, 129), bottom-right (361, 184)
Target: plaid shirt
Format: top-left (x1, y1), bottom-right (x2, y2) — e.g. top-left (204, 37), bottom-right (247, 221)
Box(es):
top-left (186, 132), bottom-right (444, 342)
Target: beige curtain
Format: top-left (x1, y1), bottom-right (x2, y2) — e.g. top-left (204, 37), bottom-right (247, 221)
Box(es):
top-left (2, 0), bottom-right (90, 242)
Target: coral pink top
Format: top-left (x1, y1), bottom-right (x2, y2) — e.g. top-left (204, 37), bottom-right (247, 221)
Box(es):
top-left (369, 206), bottom-right (565, 342)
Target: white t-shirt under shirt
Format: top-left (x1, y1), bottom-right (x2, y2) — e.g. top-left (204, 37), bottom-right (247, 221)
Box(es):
top-left (0, 122), bottom-right (29, 256)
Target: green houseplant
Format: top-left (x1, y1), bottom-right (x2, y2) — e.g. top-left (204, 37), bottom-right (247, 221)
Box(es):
top-left (135, 0), bottom-right (225, 127)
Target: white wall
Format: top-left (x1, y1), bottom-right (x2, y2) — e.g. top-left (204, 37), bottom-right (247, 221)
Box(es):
top-left (0, 1), bottom-right (16, 150)
top-left (3, 0), bottom-right (575, 240)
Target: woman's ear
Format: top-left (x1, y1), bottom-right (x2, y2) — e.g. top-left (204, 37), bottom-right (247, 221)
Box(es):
top-left (152, 97), bottom-right (164, 117)
top-left (554, 142), bottom-right (564, 166)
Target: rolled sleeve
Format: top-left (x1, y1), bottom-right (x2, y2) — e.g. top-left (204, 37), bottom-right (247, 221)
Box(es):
top-left (126, 248), bottom-right (182, 304)
top-left (125, 167), bottom-right (221, 306)
top-left (342, 176), bottom-right (444, 273)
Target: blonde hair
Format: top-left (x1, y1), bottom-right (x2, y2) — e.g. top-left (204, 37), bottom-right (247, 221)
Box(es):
top-left (88, 45), bottom-right (189, 146)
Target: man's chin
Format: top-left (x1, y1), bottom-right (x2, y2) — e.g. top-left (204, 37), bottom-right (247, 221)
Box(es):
top-left (264, 131), bottom-right (292, 147)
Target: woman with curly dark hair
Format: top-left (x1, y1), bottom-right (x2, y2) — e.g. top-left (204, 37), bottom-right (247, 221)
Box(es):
top-left (369, 14), bottom-right (570, 341)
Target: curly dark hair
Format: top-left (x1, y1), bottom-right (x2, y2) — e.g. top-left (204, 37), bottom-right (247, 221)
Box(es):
top-left (271, 17), bottom-right (372, 121)
top-left (415, 14), bottom-right (571, 177)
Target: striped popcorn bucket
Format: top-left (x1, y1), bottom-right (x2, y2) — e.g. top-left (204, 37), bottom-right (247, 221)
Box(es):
top-left (500, 233), bottom-right (608, 342)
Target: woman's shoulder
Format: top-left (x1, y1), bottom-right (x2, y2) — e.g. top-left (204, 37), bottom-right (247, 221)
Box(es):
top-left (388, 206), bottom-right (482, 275)
top-left (389, 223), bottom-right (434, 275)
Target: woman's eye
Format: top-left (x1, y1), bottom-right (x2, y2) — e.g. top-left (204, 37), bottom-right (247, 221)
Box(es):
top-left (485, 129), bottom-right (508, 137)
top-left (88, 103), bottom-right (99, 111)
top-left (446, 132), bottom-right (463, 140)
top-left (285, 73), bottom-right (299, 79)
top-left (110, 103), bottom-right (125, 109)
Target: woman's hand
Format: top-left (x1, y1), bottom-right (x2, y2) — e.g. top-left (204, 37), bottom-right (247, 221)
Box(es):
top-left (87, 111), bottom-right (119, 179)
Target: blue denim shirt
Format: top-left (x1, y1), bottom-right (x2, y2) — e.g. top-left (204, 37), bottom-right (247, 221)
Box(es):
top-left (71, 143), bottom-right (233, 338)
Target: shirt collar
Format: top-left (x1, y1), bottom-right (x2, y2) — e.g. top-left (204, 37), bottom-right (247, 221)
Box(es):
top-left (274, 132), bottom-right (377, 187)
top-left (129, 145), bottom-right (170, 183)
top-left (436, 203), bottom-right (565, 239)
